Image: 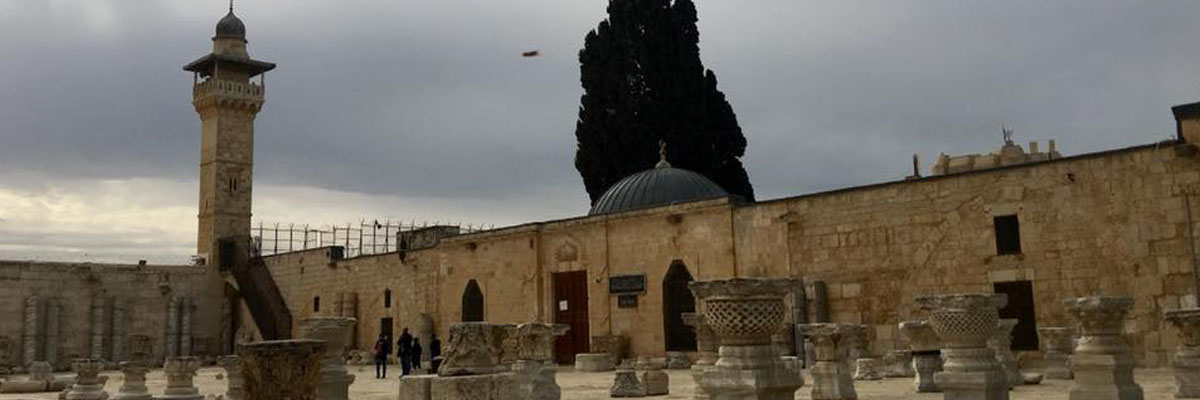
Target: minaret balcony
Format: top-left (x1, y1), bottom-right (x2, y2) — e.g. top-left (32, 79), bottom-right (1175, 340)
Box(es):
top-left (193, 79), bottom-right (264, 104)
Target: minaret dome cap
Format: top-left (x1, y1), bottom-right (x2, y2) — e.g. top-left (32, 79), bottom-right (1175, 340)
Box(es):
top-left (214, 10), bottom-right (246, 40)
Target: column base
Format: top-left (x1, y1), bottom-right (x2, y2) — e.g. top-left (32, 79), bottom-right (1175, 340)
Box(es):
top-left (429, 373), bottom-right (517, 400)
top-left (913, 352), bottom-right (943, 393)
top-left (1069, 353), bottom-right (1143, 400)
top-left (934, 370), bottom-right (1009, 400)
top-left (399, 375), bottom-right (433, 400)
top-left (700, 346), bottom-right (803, 400)
top-left (513, 360), bottom-right (561, 400)
top-left (1043, 353), bottom-right (1072, 380)
top-left (810, 360), bottom-right (856, 400)
top-left (317, 372), bottom-right (355, 400)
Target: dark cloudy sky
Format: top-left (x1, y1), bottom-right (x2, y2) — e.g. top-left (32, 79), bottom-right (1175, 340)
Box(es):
top-left (1, 0), bottom-right (1198, 263)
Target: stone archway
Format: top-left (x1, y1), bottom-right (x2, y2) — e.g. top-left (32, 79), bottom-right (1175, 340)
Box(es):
top-left (461, 279), bottom-right (484, 322)
top-left (662, 260), bottom-right (697, 351)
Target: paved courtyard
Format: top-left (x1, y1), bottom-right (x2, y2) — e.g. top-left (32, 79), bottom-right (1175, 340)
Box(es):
top-left (0, 364), bottom-right (1181, 400)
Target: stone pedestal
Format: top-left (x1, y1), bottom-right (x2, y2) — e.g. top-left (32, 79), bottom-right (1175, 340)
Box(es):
top-left (917, 293), bottom-right (1009, 400)
top-left (880, 350), bottom-right (914, 378)
top-left (666, 352), bottom-right (692, 369)
top-left (439, 323), bottom-right (511, 376)
top-left (216, 355), bottom-right (242, 400)
top-left (113, 361), bottom-right (151, 400)
top-left (682, 313), bottom-right (718, 366)
top-left (610, 369), bottom-right (646, 397)
top-left (65, 359), bottom-right (108, 400)
top-left (429, 373), bottom-right (516, 400)
top-left (899, 320), bottom-right (942, 393)
top-left (853, 359), bottom-right (882, 380)
top-left (300, 317), bottom-right (357, 400)
top-left (1037, 327), bottom-right (1074, 380)
top-left (238, 339), bottom-right (326, 400)
top-left (799, 323), bottom-right (857, 400)
top-left (512, 323), bottom-right (569, 400)
top-left (635, 356), bottom-right (669, 396)
top-left (575, 353), bottom-right (615, 372)
top-left (159, 356), bottom-right (203, 400)
top-left (1165, 308), bottom-right (1200, 398)
top-left (399, 375), bottom-right (433, 400)
top-left (690, 278), bottom-right (804, 400)
top-left (988, 318), bottom-right (1022, 387)
top-left (1064, 296), bottom-right (1143, 400)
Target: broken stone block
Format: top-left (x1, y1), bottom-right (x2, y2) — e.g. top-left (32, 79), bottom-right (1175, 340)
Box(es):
top-left (574, 353), bottom-right (615, 372)
top-left (429, 372), bottom-right (517, 400)
top-left (609, 369), bottom-right (646, 398)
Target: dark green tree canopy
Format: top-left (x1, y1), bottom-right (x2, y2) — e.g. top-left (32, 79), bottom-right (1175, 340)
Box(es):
top-left (574, 0), bottom-right (755, 203)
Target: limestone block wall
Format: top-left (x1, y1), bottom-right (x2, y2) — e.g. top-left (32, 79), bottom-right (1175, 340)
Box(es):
top-left (0, 261), bottom-right (212, 369)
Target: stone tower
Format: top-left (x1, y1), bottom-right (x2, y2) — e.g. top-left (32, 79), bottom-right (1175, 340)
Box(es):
top-left (184, 7), bottom-right (274, 260)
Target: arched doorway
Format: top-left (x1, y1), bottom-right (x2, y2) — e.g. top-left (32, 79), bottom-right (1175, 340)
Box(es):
top-left (662, 260), bottom-right (697, 351)
top-left (461, 279), bottom-right (484, 322)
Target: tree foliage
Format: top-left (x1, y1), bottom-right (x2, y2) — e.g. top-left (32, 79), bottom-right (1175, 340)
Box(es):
top-left (574, 0), bottom-right (755, 203)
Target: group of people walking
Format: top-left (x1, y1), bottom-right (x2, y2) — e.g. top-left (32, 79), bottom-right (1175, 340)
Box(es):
top-left (373, 327), bottom-right (441, 378)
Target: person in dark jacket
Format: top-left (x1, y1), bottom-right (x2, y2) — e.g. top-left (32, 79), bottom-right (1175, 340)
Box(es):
top-left (411, 337), bottom-right (423, 372)
top-left (397, 328), bottom-right (414, 376)
top-left (373, 334), bottom-right (391, 379)
top-left (429, 333), bottom-right (443, 373)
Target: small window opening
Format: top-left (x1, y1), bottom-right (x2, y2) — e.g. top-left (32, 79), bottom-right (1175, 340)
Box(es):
top-left (384, 289), bottom-right (392, 308)
top-left (994, 215), bottom-right (1022, 255)
top-left (313, 296), bottom-right (320, 312)
top-left (228, 178), bottom-right (238, 193)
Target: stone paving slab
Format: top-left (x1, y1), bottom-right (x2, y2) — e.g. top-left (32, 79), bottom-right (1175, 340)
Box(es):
top-left (0, 364), bottom-right (1180, 399)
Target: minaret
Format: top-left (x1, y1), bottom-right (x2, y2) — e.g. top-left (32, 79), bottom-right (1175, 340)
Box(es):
top-left (184, 6), bottom-right (274, 262)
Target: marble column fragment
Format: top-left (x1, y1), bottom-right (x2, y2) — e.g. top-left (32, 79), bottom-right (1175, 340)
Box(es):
top-left (216, 356), bottom-right (243, 400)
top-left (917, 293), bottom-right (1009, 400)
top-left (113, 361), bottom-right (152, 400)
top-left (1064, 296), bottom-right (1143, 400)
top-left (164, 297), bottom-right (180, 360)
top-left (44, 298), bottom-right (59, 367)
top-left (988, 318), bottom-right (1022, 387)
top-left (300, 317), bottom-right (356, 400)
top-left (238, 340), bottom-right (326, 400)
top-left (160, 356), bottom-right (204, 400)
top-left (799, 323), bottom-right (857, 400)
top-left (1164, 308), bottom-right (1200, 398)
top-left (23, 296), bottom-right (38, 366)
top-left (180, 297), bottom-right (192, 357)
top-left (1037, 327), bottom-right (1074, 380)
top-left (65, 359), bottom-right (108, 400)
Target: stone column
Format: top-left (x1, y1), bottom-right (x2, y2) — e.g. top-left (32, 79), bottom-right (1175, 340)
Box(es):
top-left (180, 297), bottom-right (193, 356)
top-left (1166, 309), bottom-right (1200, 398)
top-left (916, 293), bottom-right (1009, 400)
top-left (160, 356), bottom-right (204, 400)
top-left (512, 323), bottom-right (569, 400)
top-left (681, 313), bottom-right (717, 366)
top-left (114, 361), bottom-right (152, 400)
top-left (899, 320), bottom-right (943, 393)
top-left (988, 318), bottom-right (1022, 387)
top-left (165, 297), bottom-right (180, 360)
top-left (65, 358), bottom-right (108, 400)
top-left (90, 298), bottom-right (107, 360)
top-left (689, 278), bottom-right (805, 400)
top-left (1037, 327), bottom-right (1074, 380)
top-left (300, 317), bottom-right (356, 400)
top-left (111, 300), bottom-right (126, 363)
top-left (217, 355), bottom-right (243, 400)
top-left (799, 323), bottom-right (857, 400)
top-left (44, 298), bottom-right (59, 368)
top-left (22, 296), bottom-right (38, 366)
top-left (1064, 296), bottom-right (1143, 400)
top-left (343, 293), bottom-right (358, 349)
top-left (238, 340), bottom-right (326, 400)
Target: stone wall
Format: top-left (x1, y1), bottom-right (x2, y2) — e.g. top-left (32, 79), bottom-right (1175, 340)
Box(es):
top-left (0, 260), bottom-right (217, 369)
top-left (258, 140), bottom-right (1200, 367)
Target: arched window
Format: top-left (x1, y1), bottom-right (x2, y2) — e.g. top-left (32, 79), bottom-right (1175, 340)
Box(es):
top-left (462, 279), bottom-right (484, 322)
top-left (662, 260), bottom-right (696, 351)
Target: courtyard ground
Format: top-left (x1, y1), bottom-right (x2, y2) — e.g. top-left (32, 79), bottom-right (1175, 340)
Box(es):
top-left (0, 364), bottom-right (1180, 399)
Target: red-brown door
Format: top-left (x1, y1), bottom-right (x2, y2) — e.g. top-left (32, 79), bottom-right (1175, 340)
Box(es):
top-left (553, 271), bottom-right (589, 365)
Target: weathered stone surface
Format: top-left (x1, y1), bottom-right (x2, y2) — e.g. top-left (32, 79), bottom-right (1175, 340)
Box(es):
top-left (609, 369), bottom-right (646, 398)
top-left (429, 372), bottom-right (517, 400)
top-left (1022, 372), bottom-right (1043, 385)
top-left (634, 357), bottom-right (668, 396)
top-left (160, 356), bottom-right (203, 400)
top-left (515, 323), bottom-right (569, 362)
top-left (880, 350), bottom-right (914, 378)
top-left (575, 353), bottom-right (615, 372)
top-left (29, 361), bottom-right (53, 382)
top-left (398, 374), bottom-right (433, 400)
top-left (1037, 327), bottom-right (1074, 380)
top-left (591, 336), bottom-right (629, 365)
top-left (988, 318), bottom-right (1022, 387)
top-left (799, 323), bottom-right (857, 400)
top-left (0, 379), bottom-right (49, 393)
top-left (681, 313), bottom-right (717, 366)
top-left (912, 351), bottom-right (943, 393)
top-left (64, 359), bottom-right (108, 400)
top-left (1165, 308), bottom-right (1200, 398)
top-left (1065, 296), bottom-right (1143, 400)
top-left (513, 360), bottom-right (561, 400)
top-left (300, 317), bottom-right (356, 400)
top-left (439, 323), bottom-right (512, 376)
top-left (113, 361), bottom-right (151, 400)
top-left (853, 359), bottom-right (882, 381)
top-left (238, 340), bottom-right (325, 400)
top-left (665, 352), bottom-right (691, 369)
top-left (917, 293), bottom-right (1009, 400)
top-left (215, 355), bottom-right (242, 400)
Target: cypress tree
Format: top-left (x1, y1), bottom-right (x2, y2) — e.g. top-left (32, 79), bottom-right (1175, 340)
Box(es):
top-left (574, 0), bottom-right (755, 203)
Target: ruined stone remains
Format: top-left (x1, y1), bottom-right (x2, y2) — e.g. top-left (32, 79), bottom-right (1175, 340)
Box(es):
top-left (159, 356), bottom-right (203, 400)
top-left (799, 323), bottom-right (858, 400)
top-left (689, 278), bottom-right (804, 400)
top-left (853, 358), bottom-right (882, 381)
top-left (665, 352), bottom-right (691, 369)
top-left (216, 355), bottom-right (243, 400)
top-left (917, 293), bottom-right (1009, 400)
top-left (238, 340), bottom-right (325, 400)
top-left (681, 312), bottom-right (717, 366)
top-left (1165, 308), bottom-right (1200, 398)
top-left (1036, 327), bottom-right (1074, 380)
top-left (988, 318), bottom-right (1022, 387)
top-left (635, 356), bottom-right (669, 396)
top-left (512, 323), bottom-right (570, 400)
top-left (1064, 296), bottom-right (1143, 400)
top-left (575, 353), bottom-right (616, 372)
top-left (879, 350), bottom-right (914, 378)
top-left (113, 361), bottom-right (152, 400)
top-left (64, 359), bottom-right (108, 400)
top-left (609, 369), bottom-right (647, 398)
top-left (300, 316), bottom-right (357, 400)
top-left (591, 335), bottom-right (630, 365)
top-left (438, 322), bottom-right (512, 376)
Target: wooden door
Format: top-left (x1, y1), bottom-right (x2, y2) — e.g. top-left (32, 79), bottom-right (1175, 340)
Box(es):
top-left (462, 279), bottom-right (484, 322)
top-left (379, 317), bottom-right (393, 345)
top-left (994, 281), bottom-right (1039, 350)
top-left (663, 261), bottom-right (697, 351)
top-left (553, 271), bottom-right (589, 365)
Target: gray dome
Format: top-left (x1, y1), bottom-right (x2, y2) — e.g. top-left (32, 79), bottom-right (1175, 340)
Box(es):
top-left (589, 166), bottom-right (729, 216)
top-left (215, 11), bottom-right (246, 39)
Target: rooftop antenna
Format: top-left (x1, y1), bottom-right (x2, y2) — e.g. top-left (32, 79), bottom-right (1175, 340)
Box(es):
top-left (655, 140), bottom-right (671, 168)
